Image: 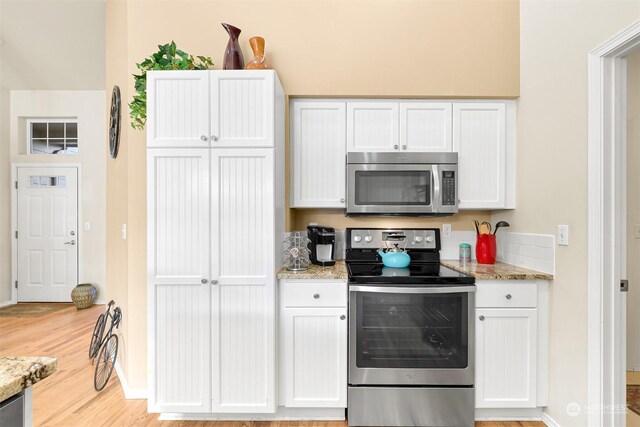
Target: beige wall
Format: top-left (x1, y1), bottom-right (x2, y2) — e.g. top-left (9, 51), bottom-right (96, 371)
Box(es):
top-left (106, 0), bottom-right (520, 389)
top-left (493, 1), bottom-right (640, 425)
top-left (628, 49), bottom-right (640, 373)
top-left (0, 0), bottom-right (105, 304)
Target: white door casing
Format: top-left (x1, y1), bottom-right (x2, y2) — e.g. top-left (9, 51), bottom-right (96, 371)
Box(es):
top-left (290, 100), bottom-right (347, 208)
top-left (210, 71), bottom-right (275, 148)
top-left (146, 70), bottom-right (210, 148)
top-left (16, 166), bottom-right (78, 302)
top-left (347, 101), bottom-right (399, 152)
top-left (147, 148), bottom-right (211, 413)
top-left (211, 148), bottom-right (275, 413)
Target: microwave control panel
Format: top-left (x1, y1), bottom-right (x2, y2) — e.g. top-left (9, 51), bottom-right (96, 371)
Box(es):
top-left (442, 171), bottom-right (456, 206)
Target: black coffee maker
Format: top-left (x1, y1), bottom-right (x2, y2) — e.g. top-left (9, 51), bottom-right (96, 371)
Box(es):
top-left (307, 224), bottom-right (336, 267)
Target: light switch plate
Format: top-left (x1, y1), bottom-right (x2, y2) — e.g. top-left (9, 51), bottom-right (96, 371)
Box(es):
top-left (443, 224), bottom-right (452, 238)
top-left (84, 222), bottom-right (91, 231)
top-left (635, 224), bottom-right (640, 239)
top-left (558, 225), bottom-right (569, 246)
top-left (121, 224), bottom-right (127, 240)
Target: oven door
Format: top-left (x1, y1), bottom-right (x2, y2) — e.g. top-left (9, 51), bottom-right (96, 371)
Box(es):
top-left (346, 163), bottom-right (439, 215)
top-left (349, 285), bottom-right (475, 386)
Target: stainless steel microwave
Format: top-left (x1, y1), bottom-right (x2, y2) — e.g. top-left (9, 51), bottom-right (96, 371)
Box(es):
top-left (346, 152), bottom-right (458, 216)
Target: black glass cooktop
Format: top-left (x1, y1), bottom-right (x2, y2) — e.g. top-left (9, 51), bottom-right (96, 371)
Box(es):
top-left (347, 262), bottom-right (475, 285)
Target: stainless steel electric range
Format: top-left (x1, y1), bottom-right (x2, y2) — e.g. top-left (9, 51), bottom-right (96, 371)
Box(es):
top-left (346, 228), bottom-right (476, 427)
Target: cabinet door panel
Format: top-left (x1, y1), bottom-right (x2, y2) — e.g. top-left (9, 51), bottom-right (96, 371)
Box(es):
top-left (291, 101), bottom-right (346, 208)
top-left (347, 102), bottom-right (399, 152)
top-left (147, 149), bottom-right (210, 285)
top-left (453, 102), bottom-right (506, 209)
top-left (400, 102), bottom-right (452, 152)
top-left (211, 71), bottom-right (274, 147)
top-left (476, 308), bottom-right (537, 408)
top-left (150, 283), bottom-right (211, 413)
top-left (284, 308), bottom-right (348, 407)
top-left (146, 71), bottom-right (210, 148)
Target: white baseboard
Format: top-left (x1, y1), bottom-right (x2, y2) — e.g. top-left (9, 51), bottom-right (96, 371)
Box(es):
top-left (0, 300), bottom-right (14, 308)
top-left (475, 407), bottom-right (544, 421)
top-left (542, 411), bottom-right (562, 427)
top-left (114, 360), bottom-right (147, 399)
top-left (160, 407), bottom-right (345, 421)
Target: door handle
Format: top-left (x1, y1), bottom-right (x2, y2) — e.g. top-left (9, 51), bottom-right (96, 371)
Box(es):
top-left (64, 240), bottom-right (76, 245)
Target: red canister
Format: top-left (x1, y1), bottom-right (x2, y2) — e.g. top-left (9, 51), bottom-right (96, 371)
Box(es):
top-left (476, 234), bottom-right (497, 264)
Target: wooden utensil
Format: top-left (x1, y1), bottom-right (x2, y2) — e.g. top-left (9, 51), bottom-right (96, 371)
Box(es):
top-left (479, 222), bottom-right (492, 235)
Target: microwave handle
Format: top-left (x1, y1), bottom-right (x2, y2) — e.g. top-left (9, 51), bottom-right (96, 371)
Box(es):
top-left (350, 286), bottom-right (476, 294)
top-left (432, 165), bottom-right (441, 210)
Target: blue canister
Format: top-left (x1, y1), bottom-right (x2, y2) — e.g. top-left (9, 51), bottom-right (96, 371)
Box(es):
top-left (459, 243), bottom-right (472, 263)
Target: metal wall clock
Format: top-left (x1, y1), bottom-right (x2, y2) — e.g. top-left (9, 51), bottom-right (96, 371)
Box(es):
top-left (109, 85), bottom-right (121, 159)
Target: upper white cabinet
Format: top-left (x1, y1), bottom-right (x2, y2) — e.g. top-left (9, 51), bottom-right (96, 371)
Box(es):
top-left (453, 102), bottom-right (515, 209)
top-left (211, 71), bottom-right (275, 148)
top-left (347, 102), bottom-right (399, 152)
top-left (147, 70), bottom-right (275, 148)
top-left (399, 101), bottom-right (452, 152)
top-left (290, 100), bottom-right (346, 208)
top-left (146, 71), bottom-right (210, 148)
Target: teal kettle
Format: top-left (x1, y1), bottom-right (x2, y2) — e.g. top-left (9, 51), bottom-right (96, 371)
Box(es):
top-left (377, 244), bottom-right (411, 268)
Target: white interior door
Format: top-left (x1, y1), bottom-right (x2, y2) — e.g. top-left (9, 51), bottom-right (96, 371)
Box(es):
top-left (17, 166), bottom-right (78, 302)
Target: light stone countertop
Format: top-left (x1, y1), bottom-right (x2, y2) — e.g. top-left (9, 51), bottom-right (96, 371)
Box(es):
top-left (277, 260), bottom-right (348, 280)
top-left (441, 260), bottom-right (554, 281)
top-left (0, 356), bottom-right (58, 402)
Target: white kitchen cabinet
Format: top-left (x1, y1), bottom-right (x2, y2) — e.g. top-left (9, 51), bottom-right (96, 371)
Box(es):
top-left (148, 70), bottom-right (284, 415)
top-left (290, 101), bottom-right (346, 208)
top-left (453, 101), bottom-right (515, 209)
top-left (146, 71), bottom-right (210, 148)
top-left (475, 308), bottom-right (538, 408)
top-left (347, 101), bottom-right (399, 152)
top-left (147, 148), bottom-right (212, 413)
top-left (210, 71), bottom-right (275, 148)
top-left (283, 308), bottom-right (348, 407)
top-left (399, 101), bottom-right (452, 152)
top-left (280, 280), bottom-right (348, 409)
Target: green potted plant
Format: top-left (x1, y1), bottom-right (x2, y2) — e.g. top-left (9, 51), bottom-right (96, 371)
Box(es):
top-left (129, 41), bottom-right (214, 130)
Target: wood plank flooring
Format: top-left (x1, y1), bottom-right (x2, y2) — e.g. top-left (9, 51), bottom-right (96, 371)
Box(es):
top-left (0, 304), bottom-right (545, 427)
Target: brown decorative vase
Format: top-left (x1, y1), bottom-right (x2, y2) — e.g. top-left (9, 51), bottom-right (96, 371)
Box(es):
top-left (245, 36), bottom-right (272, 70)
top-left (71, 283), bottom-right (97, 310)
top-left (222, 23), bottom-right (244, 70)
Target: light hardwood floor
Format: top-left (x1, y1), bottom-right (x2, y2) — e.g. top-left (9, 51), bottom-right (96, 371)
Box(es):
top-left (0, 304), bottom-right (545, 427)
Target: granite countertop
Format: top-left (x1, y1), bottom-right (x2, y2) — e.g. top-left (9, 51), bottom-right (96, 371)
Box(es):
top-left (441, 260), bottom-right (554, 281)
top-left (0, 356), bottom-right (57, 402)
top-left (277, 260), bottom-right (348, 280)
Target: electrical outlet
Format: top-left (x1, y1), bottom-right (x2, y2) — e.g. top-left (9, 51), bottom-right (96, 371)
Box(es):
top-left (635, 224), bottom-right (640, 239)
top-left (84, 222), bottom-right (91, 231)
top-left (558, 225), bottom-right (569, 246)
top-left (443, 224), bottom-right (452, 238)
top-left (121, 224), bottom-right (127, 240)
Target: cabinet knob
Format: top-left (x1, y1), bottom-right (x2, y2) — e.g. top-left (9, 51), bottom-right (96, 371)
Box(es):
top-left (394, 144), bottom-right (399, 149)
top-left (479, 315), bottom-right (485, 321)
top-left (340, 198), bottom-right (345, 203)
top-left (505, 294), bottom-right (512, 300)
top-left (211, 280), bottom-right (218, 285)
top-left (402, 145), bottom-right (407, 150)
top-left (340, 315), bottom-right (346, 320)
top-left (200, 135), bottom-right (208, 142)
top-left (313, 293), bottom-right (320, 299)
top-left (201, 279), bottom-right (208, 284)
top-left (211, 135), bottom-right (218, 141)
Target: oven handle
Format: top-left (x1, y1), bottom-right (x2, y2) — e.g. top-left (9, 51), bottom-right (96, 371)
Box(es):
top-left (349, 285), bottom-right (476, 294)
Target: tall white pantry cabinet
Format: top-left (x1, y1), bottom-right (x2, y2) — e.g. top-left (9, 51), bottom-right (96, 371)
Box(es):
top-left (146, 70), bottom-right (285, 414)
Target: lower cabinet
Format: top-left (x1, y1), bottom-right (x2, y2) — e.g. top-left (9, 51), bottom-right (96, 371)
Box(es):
top-left (279, 280), bottom-right (348, 408)
top-left (474, 281), bottom-right (548, 411)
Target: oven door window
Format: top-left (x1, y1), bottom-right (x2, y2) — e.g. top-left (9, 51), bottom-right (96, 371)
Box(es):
top-left (354, 291), bottom-right (468, 369)
top-left (354, 170), bottom-right (431, 206)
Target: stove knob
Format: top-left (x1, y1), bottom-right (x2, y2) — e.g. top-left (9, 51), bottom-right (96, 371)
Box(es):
top-left (414, 236), bottom-right (424, 243)
top-left (365, 235), bottom-right (373, 243)
top-left (426, 235), bottom-right (434, 243)
top-left (354, 235), bottom-right (362, 243)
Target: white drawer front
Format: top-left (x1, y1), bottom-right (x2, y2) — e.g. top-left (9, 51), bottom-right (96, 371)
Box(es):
top-left (476, 282), bottom-right (537, 308)
top-left (283, 281), bottom-right (347, 308)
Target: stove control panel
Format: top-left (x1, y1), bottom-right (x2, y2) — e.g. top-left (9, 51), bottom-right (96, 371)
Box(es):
top-left (347, 228), bottom-right (440, 250)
